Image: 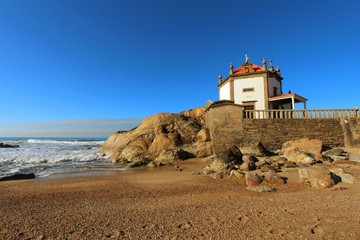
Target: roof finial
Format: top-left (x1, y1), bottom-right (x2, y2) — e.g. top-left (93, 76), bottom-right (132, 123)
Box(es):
top-left (245, 54), bottom-right (249, 63)
top-left (262, 57), bottom-right (267, 70)
top-left (229, 62), bottom-right (233, 74)
top-left (276, 66), bottom-right (281, 75)
top-left (218, 73), bottom-right (222, 82)
top-left (269, 59), bottom-right (274, 71)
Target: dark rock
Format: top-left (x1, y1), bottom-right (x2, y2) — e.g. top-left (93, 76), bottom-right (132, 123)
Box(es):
top-left (239, 161), bottom-right (257, 171)
top-left (240, 142), bottom-right (273, 157)
top-left (0, 143), bottom-right (20, 148)
top-left (217, 146), bottom-right (243, 164)
top-left (208, 146), bottom-right (243, 172)
top-left (0, 173), bottom-right (35, 181)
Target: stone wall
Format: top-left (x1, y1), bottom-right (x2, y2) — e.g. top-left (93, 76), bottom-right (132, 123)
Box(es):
top-left (343, 118), bottom-right (360, 147)
top-left (241, 119), bottom-right (344, 150)
top-left (204, 101), bottom-right (244, 154)
top-left (205, 101), bottom-right (360, 154)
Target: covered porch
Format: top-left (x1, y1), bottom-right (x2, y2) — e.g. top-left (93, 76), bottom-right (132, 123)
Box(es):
top-left (268, 93), bottom-right (308, 110)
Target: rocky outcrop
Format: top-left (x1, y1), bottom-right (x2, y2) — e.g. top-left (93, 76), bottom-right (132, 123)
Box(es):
top-left (100, 109), bottom-right (213, 166)
top-left (180, 106), bottom-right (206, 125)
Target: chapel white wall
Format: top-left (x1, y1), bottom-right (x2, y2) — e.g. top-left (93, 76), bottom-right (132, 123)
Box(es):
top-left (219, 82), bottom-right (230, 100)
top-left (233, 76), bottom-right (265, 110)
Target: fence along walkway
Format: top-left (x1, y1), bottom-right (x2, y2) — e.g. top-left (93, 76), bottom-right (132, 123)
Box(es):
top-left (244, 108), bottom-right (359, 119)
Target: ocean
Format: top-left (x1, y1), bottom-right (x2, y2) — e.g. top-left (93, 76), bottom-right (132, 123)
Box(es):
top-left (0, 137), bottom-right (116, 178)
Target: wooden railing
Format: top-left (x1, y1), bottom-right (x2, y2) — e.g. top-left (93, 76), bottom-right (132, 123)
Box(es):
top-left (244, 108), bottom-right (359, 119)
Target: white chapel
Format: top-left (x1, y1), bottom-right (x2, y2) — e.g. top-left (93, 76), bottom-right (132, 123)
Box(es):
top-left (218, 55), bottom-right (307, 111)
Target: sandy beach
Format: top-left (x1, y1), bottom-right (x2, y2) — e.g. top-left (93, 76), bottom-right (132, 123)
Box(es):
top-left (1, 157), bottom-right (360, 240)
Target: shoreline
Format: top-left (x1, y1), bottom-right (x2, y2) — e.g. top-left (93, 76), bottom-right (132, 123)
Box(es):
top-left (1, 158), bottom-right (360, 239)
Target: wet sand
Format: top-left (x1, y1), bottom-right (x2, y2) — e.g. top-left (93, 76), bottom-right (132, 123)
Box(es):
top-left (1, 158), bottom-right (360, 239)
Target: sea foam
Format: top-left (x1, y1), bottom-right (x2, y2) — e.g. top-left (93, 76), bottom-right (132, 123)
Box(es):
top-left (0, 137), bottom-right (111, 178)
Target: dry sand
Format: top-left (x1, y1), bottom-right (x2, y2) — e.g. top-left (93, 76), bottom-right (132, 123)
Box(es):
top-left (1, 157), bottom-right (360, 240)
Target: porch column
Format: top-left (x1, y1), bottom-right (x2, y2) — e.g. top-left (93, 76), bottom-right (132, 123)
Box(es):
top-left (304, 101), bottom-right (307, 109)
top-left (291, 96), bottom-right (295, 110)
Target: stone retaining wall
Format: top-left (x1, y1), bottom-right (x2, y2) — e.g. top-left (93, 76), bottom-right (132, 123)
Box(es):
top-left (205, 102), bottom-right (359, 154)
top-left (241, 119), bottom-right (344, 150)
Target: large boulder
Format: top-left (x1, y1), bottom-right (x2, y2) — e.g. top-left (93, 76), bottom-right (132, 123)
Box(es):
top-left (100, 112), bottom-right (206, 164)
top-left (217, 146), bottom-right (243, 164)
top-left (208, 146), bottom-right (242, 172)
top-left (240, 142), bottom-right (272, 157)
top-left (298, 166), bottom-right (335, 189)
top-left (245, 172), bottom-right (263, 187)
top-left (280, 138), bottom-right (323, 156)
top-left (328, 167), bottom-right (355, 184)
top-left (264, 170), bottom-right (286, 185)
top-left (284, 149), bottom-right (316, 164)
top-left (155, 148), bottom-right (194, 164)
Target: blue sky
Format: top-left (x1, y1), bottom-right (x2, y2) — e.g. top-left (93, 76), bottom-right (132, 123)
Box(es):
top-left (0, 0), bottom-right (359, 137)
